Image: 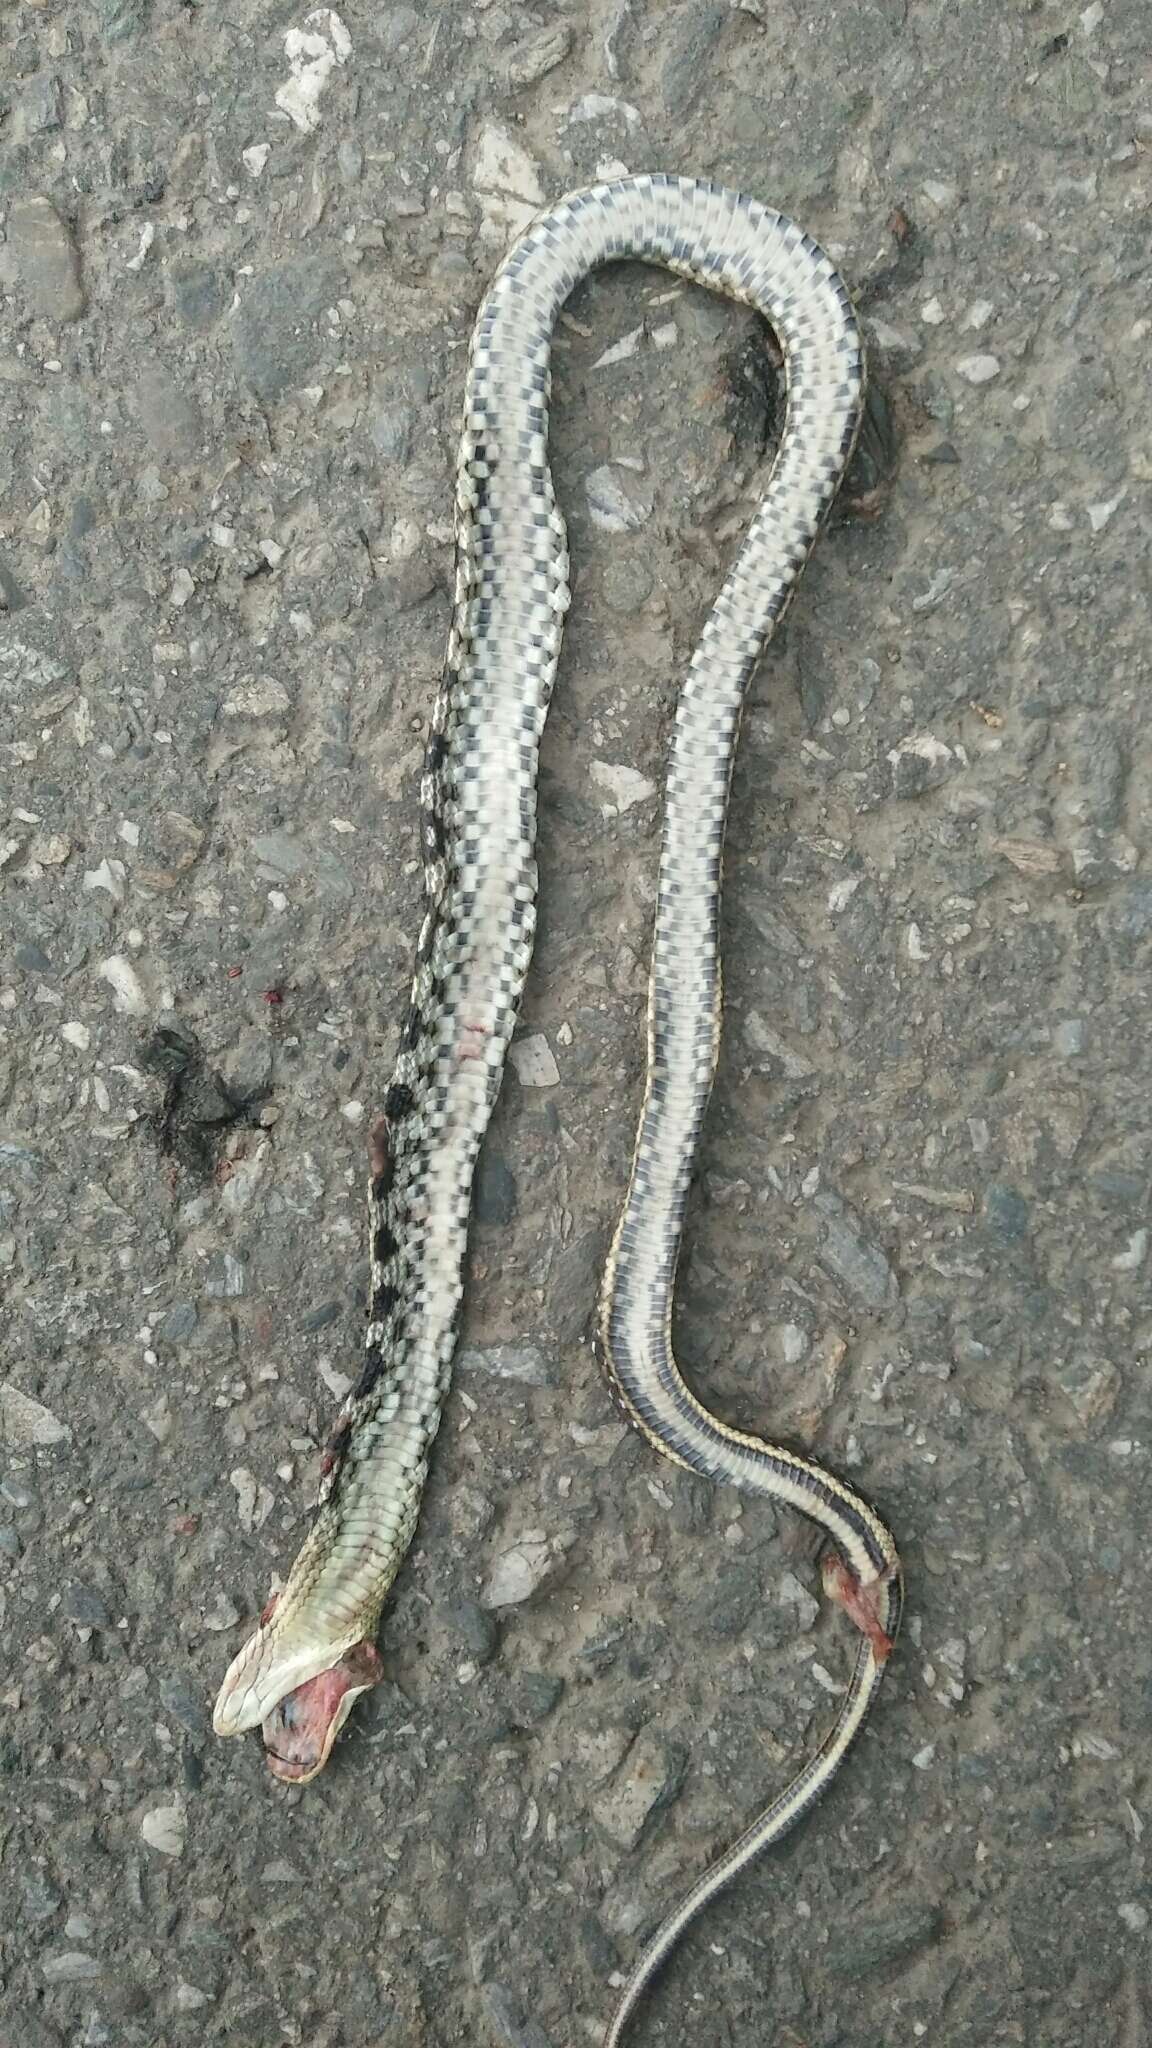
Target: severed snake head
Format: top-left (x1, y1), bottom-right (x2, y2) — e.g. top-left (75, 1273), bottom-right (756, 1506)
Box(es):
top-left (259, 1638), bottom-right (383, 1784)
top-left (212, 1590), bottom-right (384, 1785)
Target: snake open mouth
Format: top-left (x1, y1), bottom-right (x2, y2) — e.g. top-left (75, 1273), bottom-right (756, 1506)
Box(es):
top-left (260, 1641), bottom-right (384, 1785)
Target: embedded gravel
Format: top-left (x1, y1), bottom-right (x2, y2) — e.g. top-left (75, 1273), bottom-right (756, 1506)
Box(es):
top-left (2, 4), bottom-right (1151, 2047)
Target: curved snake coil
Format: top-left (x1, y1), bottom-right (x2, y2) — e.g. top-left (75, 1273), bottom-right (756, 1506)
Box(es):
top-left (214, 175), bottom-right (903, 2043)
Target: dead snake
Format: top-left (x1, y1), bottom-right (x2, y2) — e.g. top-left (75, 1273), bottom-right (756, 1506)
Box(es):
top-left (213, 173), bottom-right (903, 2044)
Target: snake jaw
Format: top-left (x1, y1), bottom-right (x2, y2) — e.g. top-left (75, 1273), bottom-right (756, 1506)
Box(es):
top-left (261, 1640), bottom-right (384, 1785)
top-left (211, 1610), bottom-right (383, 1755)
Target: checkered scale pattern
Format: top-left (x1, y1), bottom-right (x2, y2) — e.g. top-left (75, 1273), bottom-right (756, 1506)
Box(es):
top-left (214, 176), bottom-right (902, 2041)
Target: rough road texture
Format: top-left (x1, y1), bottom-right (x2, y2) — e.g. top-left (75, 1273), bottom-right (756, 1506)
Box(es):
top-left (2, 4), bottom-right (1150, 2046)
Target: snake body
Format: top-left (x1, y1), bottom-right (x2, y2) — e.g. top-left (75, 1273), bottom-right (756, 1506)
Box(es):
top-left (213, 175), bottom-right (902, 2041)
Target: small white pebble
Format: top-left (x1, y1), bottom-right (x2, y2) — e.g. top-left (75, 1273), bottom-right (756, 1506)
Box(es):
top-left (98, 954), bottom-right (147, 1016)
top-left (907, 922), bottom-right (930, 961)
top-left (125, 223), bottom-right (155, 273)
top-left (1087, 490), bottom-right (1125, 533)
top-left (954, 353), bottom-right (1001, 386)
top-left (964, 299), bottom-right (995, 330)
top-left (61, 1021), bottom-right (91, 1051)
top-left (117, 820), bottom-right (140, 846)
top-left (1118, 1903), bottom-right (1148, 1933)
top-left (920, 296), bottom-right (945, 325)
top-left (509, 1034), bottom-right (560, 1087)
top-left (584, 464), bottom-right (650, 533)
top-left (912, 1743), bottom-right (937, 1770)
top-left (141, 1803), bottom-right (186, 1856)
top-left (83, 857), bottom-right (127, 901)
top-left (169, 567), bottom-right (195, 608)
top-left (242, 143), bottom-right (271, 177)
top-left (590, 759), bottom-right (656, 813)
top-left (809, 1662), bottom-right (842, 1696)
top-left (593, 325), bottom-right (644, 369)
top-left (341, 1099), bottom-right (365, 1124)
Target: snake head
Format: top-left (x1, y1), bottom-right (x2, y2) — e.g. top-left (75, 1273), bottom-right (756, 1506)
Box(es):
top-left (260, 1639), bottom-right (384, 1784)
top-left (212, 1593), bottom-right (384, 1783)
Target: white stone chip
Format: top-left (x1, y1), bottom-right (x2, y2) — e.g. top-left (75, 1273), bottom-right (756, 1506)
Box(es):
top-left (275, 10), bottom-right (352, 133)
top-left (584, 464), bottom-right (649, 532)
top-left (509, 1034), bottom-right (560, 1087)
top-left (590, 759), bottom-right (656, 813)
top-left (0, 1382), bottom-right (70, 1447)
top-left (472, 121), bottom-right (545, 242)
top-left (98, 954), bottom-right (148, 1016)
top-left (954, 354), bottom-right (1001, 385)
top-left (481, 1533), bottom-right (554, 1607)
top-left (61, 1020), bottom-right (91, 1050)
top-left (83, 857), bottom-right (126, 901)
top-left (141, 1803), bottom-right (186, 1856)
top-left (566, 91), bottom-right (641, 125)
top-left (230, 1467), bottom-right (274, 1534)
top-left (593, 325), bottom-right (644, 368)
top-left (828, 875), bottom-right (861, 913)
top-left (1087, 490), bottom-right (1125, 532)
